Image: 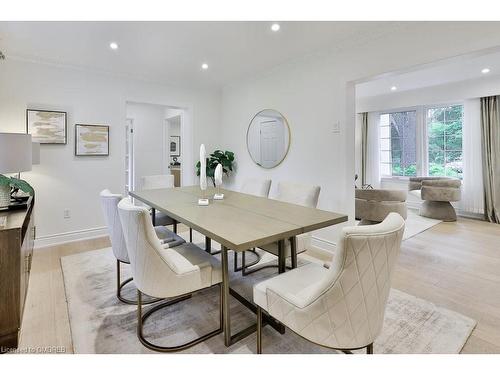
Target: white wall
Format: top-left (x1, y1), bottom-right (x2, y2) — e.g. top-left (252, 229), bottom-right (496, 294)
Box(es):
top-left (220, 23), bottom-right (500, 251)
top-left (0, 59), bottom-right (221, 247)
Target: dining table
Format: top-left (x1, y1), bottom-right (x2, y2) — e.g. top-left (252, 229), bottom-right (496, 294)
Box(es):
top-left (129, 185), bottom-right (348, 347)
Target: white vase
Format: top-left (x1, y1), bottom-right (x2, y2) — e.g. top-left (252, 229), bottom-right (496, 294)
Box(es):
top-left (0, 184), bottom-right (10, 207)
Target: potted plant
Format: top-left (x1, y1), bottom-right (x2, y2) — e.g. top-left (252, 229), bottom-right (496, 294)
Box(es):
top-left (0, 175), bottom-right (35, 207)
top-left (196, 149), bottom-right (235, 186)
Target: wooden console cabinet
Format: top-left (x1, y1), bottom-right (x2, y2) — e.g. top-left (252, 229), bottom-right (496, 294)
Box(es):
top-left (0, 198), bottom-right (35, 351)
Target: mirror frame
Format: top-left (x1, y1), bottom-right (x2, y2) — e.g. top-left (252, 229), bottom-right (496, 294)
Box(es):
top-left (246, 109), bottom-right (291, 169)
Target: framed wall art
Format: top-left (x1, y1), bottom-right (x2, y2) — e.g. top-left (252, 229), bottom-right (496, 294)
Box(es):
top-left (75, 124), bottom-right (109, 156)
top-left (26, 109), bottom-right (67, 144)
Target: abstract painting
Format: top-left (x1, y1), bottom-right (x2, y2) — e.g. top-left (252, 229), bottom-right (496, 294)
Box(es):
top-left (26, 109), bottom-right (67, 144)
top-left (75, 124), bottom-right (109, 156)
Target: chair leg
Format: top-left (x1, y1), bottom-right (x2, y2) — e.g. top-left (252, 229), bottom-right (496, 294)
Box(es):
top-left (366, 343), bottom-right (373, 354)
top-left (136, 285), bottom-right (223, 352)
top-left (257, 306), bottom-right (263, 354)
top-left (189, 227), bottom-right (193, 242)
top-left (116, 260), bottom-right (161, 305)
top-left (173, 220), bottom-right (178, 233)
top-left (232, 249), bottom-right (261, 275)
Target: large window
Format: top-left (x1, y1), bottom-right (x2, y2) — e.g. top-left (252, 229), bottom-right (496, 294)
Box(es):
top-left (379, 104), bottom-right (463, 179)
top-left (380, 111), bottom-right (417, 177)
top-left (427, 105), bottom-right (463, 179)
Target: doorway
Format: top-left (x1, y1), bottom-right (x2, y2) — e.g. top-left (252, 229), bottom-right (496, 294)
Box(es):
top-left (165, 112), bottom-right (183, 187)
top-left (125, 101), bottom-right (190, 192)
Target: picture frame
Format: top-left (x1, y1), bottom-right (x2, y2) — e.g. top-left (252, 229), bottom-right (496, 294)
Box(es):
top-left (170, 135), bottom-right (181, 157)
top-left (75, 124), bottom-right (109, 156)
top-left (26, 109), bottom-right (67, 144)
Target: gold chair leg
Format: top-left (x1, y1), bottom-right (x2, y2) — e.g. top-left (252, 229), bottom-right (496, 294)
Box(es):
top-left (117, 260), bottom-right (161, 305)
top-left (367, 343), bottom-right (373, 354)
top-left (136, 285), bottom-right (222, 352)
top-left (257, 306), bottom-right (263, 354)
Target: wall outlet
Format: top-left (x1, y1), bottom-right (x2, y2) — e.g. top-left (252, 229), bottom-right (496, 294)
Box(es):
top-left (64, 209), bottom-right (71, 219)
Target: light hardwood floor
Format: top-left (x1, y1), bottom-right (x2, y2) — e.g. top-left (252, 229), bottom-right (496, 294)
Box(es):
top-left (17, 219), bottom-right (500, 354)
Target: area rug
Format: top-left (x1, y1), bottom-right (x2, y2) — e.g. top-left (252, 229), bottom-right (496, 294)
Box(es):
top-left (402, 209), bottom-right (442, 241)
top-left (61, 247), bottom-right (475, 354)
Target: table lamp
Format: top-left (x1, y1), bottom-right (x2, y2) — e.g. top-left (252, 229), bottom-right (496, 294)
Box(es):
top-left (32, 142), bottom-right (40, 165)
top-left (0, 133), bottom-right (33, 209)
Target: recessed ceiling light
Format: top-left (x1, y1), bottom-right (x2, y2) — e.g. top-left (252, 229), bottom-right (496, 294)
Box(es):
top-left (481, 68), bottom-right (491, 74)
top-left (391, 86), bottom-right (398, 91)
top-left (109, 42), bottom-right (118, 50)
top-left (271, 23), bottom-right (280, 32)
top-left (201, 63), bottom-right (208, 70)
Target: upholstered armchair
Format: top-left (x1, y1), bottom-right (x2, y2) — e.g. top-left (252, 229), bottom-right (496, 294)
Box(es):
top-left (253, 213), bottom-right (405, 354)
top-left (117, 197), bottom-right (223, 352)
top-left (408, 177), bottom-right (461, 221)
top-left (244, 182), bottom-right (321, 274)
top-left (355, 189), bottom-right (407, 225)
top-left (99, 189), bottom-right (185, 305)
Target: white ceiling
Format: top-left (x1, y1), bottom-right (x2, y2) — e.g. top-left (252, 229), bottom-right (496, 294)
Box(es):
top-left (356, 49), bottom-right (500, 98)
top-left (0, 21), bottom-right (403, 89)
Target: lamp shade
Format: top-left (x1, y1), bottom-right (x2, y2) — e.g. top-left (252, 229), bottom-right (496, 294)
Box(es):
top-left (32, 142), bottom-right (40, 165)
top-left (0, 133), bottom-right (33, 173)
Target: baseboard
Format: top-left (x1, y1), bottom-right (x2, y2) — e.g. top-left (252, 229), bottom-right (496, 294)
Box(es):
top-left (35, 226), bottom-right (108, 249)
top-left (310, 236), bottom-right (337, 255)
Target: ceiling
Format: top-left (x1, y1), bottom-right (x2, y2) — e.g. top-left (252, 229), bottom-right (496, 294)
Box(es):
top-left (0, 21), bottom-right (404, 89)
top-left (356, 49), bottom-right (500, 97)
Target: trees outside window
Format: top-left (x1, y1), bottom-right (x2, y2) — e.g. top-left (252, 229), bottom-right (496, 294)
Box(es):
top-left (380, 111), bottom-right (417, 177)
top-left (427, 105), bottom-right (463, 179)
top-left (379, 104), bottom-right (463, 180)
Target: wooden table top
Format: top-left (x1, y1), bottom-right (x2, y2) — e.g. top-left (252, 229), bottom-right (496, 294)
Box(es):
top-left (130, 186), bottom-right (347, 252)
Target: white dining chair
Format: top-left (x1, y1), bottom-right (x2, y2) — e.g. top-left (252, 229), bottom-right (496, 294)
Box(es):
top-left (240, 178), bottom-right (272, 198)
top-left (233, 178), bottom-right (272, 273)
top-left (117, 197), bottom-right (223, 352)
top-left (243, 181), bottom-right (321, 274)
top-left (99, 189), bottom-right (185, 305)
top-left (254, 212), bottom-right (405, 354)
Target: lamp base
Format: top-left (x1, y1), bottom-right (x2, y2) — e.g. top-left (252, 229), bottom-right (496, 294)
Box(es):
top-left (198, 198), bottom-right (209, 206)
top-left (213, 193), bottom-right (224, 200)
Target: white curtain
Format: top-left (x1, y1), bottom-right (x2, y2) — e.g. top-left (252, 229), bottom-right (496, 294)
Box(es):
top-left (462, 98), bottom-right (484, 215)
top-left (365, 112), bottom-right (381, 188)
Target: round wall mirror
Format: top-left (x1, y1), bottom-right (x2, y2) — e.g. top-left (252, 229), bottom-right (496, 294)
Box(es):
top-left (246, 109), bottom-right (291, 168)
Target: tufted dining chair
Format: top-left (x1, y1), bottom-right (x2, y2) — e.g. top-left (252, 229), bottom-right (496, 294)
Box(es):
top-left (253, 213), bottom-right (405, 354)
top-left (117, 197), bottom-right (223, 352)
top-left (100, 189), bottom-right (185, 305)
top-left (244, 182), bottom-right (321, 274)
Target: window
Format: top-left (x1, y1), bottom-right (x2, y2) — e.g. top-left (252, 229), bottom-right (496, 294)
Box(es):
top-left (379, 104), bottom-right (463, 180)
top-left (379, 110), bottom-right (417, 177)
top-left (426, 105), bottom-right (463, 179)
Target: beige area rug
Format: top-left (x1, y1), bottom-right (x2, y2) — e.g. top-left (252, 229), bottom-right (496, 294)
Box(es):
top-left (402, 210), bottom-right (442, 241)
top-left (61, 246), bottom-right (475, 354)
top-left (356, 210), bottom-right (441, 241)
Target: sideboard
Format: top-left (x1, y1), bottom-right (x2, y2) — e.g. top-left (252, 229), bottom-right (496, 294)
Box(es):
top-left (0, 197), bottom-right (35, 351)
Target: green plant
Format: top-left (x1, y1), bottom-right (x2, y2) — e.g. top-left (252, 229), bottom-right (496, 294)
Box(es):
top-left (0, 174), bottom-right (35, 196)
top-left (196, 149), bottom-right (235, 186)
